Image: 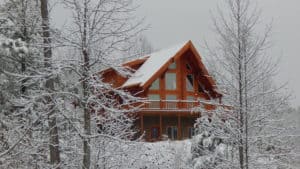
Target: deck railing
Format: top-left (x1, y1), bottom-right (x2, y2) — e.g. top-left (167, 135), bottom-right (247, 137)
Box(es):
top-left (142, 100), bottom-right (206, 111)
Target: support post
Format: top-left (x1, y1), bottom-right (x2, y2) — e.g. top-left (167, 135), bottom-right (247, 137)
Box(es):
top-left (178, 115), bottom-right (181, 140)
top-left (140, 114), bottom-right (144, 138)
top-left (160, 114), bottom-right (162, 140)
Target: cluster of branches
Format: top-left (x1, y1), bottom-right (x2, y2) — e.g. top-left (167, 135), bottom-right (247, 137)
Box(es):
top-left (0, 0), bottom-right (153, 168)
top-left (192, 0), bottom-right (298, 169)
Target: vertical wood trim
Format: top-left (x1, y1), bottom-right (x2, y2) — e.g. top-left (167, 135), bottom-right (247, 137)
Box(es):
top-left (160, 114), bottom-right (162, 139)
top-left (161, 74), bottom-right (165, 108)
top-left (141, 114), bottom-right (144, 137)
top-left (178, 115), bottom-right (182, 140)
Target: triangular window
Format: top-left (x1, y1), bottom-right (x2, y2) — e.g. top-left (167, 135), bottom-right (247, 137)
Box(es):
top-left (149, 79), bottom-right (159, 90)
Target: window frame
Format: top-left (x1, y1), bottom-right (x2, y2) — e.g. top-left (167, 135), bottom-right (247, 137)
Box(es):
top-left (165, 72), bottom-right (177, 90)
top-left (151, 126), bottom-right (160, 140)
top-left (188, 127), bottom-right (195, 138)
top-left (166, 126), bottom-right (178, 140)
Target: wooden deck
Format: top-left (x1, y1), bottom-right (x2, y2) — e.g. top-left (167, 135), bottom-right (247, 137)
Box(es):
top-left (142, 99), bottom-right (216, 112)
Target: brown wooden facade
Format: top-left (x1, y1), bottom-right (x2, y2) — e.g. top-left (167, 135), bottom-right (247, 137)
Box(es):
top-left (101, 41), bottom-right (222, 141)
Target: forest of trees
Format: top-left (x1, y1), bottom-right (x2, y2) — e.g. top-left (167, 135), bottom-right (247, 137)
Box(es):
top-left (0, 0), bottom-right (299, 169)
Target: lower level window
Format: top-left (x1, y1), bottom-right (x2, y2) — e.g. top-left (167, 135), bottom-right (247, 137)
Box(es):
top-left (151, 127), bottom-right (159, 139)
top-left (188, 127), bottom-right (195, 138)
top-left (167, 126), bottom-right (178, 140)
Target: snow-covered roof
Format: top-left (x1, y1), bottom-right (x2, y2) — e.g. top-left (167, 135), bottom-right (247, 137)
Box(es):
top-left (122, 41), bottom-right (189, 88)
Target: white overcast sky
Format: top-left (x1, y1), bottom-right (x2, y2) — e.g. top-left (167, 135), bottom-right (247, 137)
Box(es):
top-left (53, 0), bottom-right (300, 108)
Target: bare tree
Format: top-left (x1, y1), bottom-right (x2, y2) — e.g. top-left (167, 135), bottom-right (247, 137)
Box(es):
top-left (58, 0), bottom-right (144, 168)
top-left (203, 0), bottom-right (294, 168)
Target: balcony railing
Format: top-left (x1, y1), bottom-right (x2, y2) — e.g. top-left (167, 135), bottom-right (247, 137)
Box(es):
top-left (142, 99), bottom-right (216, 111)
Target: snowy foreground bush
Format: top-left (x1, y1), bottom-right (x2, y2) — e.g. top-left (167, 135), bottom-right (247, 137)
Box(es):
top-left (96, 140), bottom-right (192, 169)
top-left (102, 138), bottom-right (226, 169)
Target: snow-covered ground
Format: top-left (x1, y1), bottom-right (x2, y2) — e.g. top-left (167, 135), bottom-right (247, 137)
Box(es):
top-left (136, 140), bottom-right (192, 169)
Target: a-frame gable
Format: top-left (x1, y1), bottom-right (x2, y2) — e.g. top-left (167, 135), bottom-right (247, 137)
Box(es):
top-left (179, 42), bottom-right (221, 98)
top-left (142, 42), bottom-right (191, 90)
top-left (143, 41), bottom-right (220, 97)
top-left (119, 40), bottom-right (221, 98)
top-left (122, 41), bottom-right (190, 88)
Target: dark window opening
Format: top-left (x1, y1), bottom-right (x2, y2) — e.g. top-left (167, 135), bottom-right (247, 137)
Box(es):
top-left (151, 127), bottom-right (160, 139)
top-left (188, 127), bottom-right (195, 138)
top-left (198, 82), bottom-right (204, 93)
top-left (186, 63), bottom-right (192, 70)
top-left (167, 126), bottom-right (178, 140)
top-left (186, 74), bottom-right (194, 91)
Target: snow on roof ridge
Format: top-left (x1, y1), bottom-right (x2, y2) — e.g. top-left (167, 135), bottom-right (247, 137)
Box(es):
top-left (122, 41), bottom-right (189, 88)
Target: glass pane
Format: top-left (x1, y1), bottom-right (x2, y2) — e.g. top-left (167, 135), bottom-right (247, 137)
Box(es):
top-left (149, 79), bottom-right (159, 90)
top-left (187, 96), bottom-right (194, 100)
top-left (173, 127), bottom-right (178, 139)
top-left (148, 94), bottom-right (160, 100)
top-left (169, 62), bottom-right (176, 69)
top-left (166, 73), bottom-right (176, 90)
top-left (166, 95), bottom-right (177, 109)
top-left (152, 127), bottom-right (159, 139)
top-left (167, 127), bottom-right (172, 138)
top-left (166, 95), bottom-right (176, 100)
top-left (148, 94), bottom-right (160, 108)
top-left (167, 126), bottom-right (178, 140)
top-left (186, 74), bottom-right (194, 91)
top-left (186, 96), bottom-right (195, 108)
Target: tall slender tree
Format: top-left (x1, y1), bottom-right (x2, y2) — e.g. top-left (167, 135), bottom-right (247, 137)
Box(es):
top-left (40, 0), bottom-right (61, 167)
top-left (202, 0), bottom-right (293, 168)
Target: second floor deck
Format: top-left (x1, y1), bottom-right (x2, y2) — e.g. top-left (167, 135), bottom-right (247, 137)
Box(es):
top-left (141, 99), bottom-right (217, 112)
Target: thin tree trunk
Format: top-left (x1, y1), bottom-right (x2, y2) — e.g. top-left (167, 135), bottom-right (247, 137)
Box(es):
top-left (40, 0), bottom-right (61, 167)
top-left (20, 0), bottom-right (27, 95)
top-left (82, 1), bottom-right (91, 168)
top-left (236, 1), bottom-right (244, 169)
top-left (244, 39), bottom-right (249, 169)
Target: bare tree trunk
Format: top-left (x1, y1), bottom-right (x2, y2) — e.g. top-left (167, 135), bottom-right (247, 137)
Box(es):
top-left (40, 0), bottom-right (61, 167)
top-left (236, 0), bottom-right (244, 168)
top-left (243, 39), bottom-right (249, 169)
top-left (20, 0), bottom-right (27, 95)
top-left (82, 1), bottom-right (91, 168)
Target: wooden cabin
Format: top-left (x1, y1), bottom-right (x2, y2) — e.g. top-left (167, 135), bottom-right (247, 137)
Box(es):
top-left (101, 40), bottom-right (222, 141)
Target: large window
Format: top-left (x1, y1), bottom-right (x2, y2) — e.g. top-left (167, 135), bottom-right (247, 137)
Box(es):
top-left (149, 79), bottom-right (159, 90)
top-left (167, 126), bottom-right (178, 140)
top-left (148, 94), bottom-right (160, 108)
top-left (186, 96), bottom-right (195, 108)
top-left (166, 95), bottom-right (177, 100)
top-left (186, 74), bottom-right (194, 91)
top-left (166, 73), bottom-right (176, 90)
top-left (166, 95), bottom-right (177, 109)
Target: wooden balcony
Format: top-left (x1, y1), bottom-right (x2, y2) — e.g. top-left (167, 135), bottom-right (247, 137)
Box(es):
top-left (141, 100), bottom-right (216, 112)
